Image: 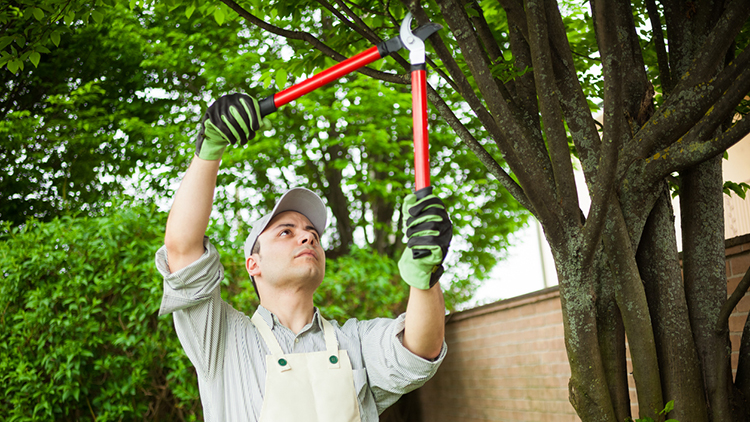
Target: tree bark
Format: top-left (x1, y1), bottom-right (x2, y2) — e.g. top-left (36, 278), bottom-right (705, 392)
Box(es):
top-left (594, 247), bottom-right (630, 421)
top-left (636, 184), bottom-right (708, 421)
top-left (603, 205), bottom-right (664, 420)
top-left (681, 155), bottom-right (734, 422)
top-left (552, 236), bottom-right (618, 421)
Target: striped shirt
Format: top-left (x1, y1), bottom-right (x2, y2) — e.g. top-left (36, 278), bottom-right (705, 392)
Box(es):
top-left (155, 238), bottom-right (446, 422)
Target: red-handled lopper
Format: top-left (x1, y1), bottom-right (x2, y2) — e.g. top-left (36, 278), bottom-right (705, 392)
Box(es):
top-left (399, 13), bottom-right (431, 192)
top-left (257, 21), bottom-right (441, 119)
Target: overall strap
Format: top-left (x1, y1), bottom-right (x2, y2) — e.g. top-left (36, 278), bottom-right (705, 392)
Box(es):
top-left (320, 317), bottom-right (342, 368)
top-left (251, 312), bottom-right (285, 356)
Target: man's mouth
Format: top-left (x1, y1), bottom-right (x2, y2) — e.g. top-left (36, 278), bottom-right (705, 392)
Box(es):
top-left (295, 248), bottom-right (317, 260)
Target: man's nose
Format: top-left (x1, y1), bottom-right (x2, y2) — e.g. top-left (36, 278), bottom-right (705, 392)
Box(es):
top-left (299, 231), bottom-right (316, 245)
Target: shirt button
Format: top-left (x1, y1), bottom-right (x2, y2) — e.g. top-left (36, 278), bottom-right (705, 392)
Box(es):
top-left (294, 338), bottom-right (299, 344)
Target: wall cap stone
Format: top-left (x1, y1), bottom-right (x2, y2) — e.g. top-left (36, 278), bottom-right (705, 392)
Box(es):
top-left (446, 286), bottom-right (560, 324)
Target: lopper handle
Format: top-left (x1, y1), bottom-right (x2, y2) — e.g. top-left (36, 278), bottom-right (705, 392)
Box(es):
top-left (411, 67), bottom-right (430, 191)
top-left (257, 36), bottom-right (408, 118)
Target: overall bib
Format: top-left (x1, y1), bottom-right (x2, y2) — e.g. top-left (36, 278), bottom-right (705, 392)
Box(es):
top-left (251, 312), bottom-right (362, 422)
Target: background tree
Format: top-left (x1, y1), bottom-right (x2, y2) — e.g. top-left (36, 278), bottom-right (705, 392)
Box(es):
top-left (168, 0), bottom-right (749, 421)
top-left (1, 0), bottom-right (527, 307)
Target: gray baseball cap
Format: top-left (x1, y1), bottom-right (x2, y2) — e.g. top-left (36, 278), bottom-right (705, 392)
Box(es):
top-left (244, 188), bottom-right (327, 259)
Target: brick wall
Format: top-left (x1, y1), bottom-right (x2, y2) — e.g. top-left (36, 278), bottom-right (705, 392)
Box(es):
top-left (415, 234), bottom-right (750, 422)
top-left (728, 235), bottom-right (750, 378)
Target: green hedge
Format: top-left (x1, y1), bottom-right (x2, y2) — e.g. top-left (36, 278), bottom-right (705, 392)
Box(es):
top-left (0, 203), bottom-right (419, 421)
top-left (0, 205), bottom-right (201, 421)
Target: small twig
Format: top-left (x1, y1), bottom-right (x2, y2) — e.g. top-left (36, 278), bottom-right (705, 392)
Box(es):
top-left (570, 49), bottom-right (601, 62)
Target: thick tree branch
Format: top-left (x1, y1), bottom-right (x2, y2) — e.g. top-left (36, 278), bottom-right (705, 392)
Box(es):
top-left (508, 20), bottom-right (541, 134)
top-left (468, 0), bottom-right (503, 62)
top-left (405, 1), bottom-right (558, 225)
top-left (718, 267), bottom-right (750, 336)
top-left (546, 2), bottom-right (601, 178)
top-left (604, 205), bottom-right (665, 420)
top-left (498, 0), bottom-right (529, 40)
top-left (644, 0), bottom-right (672, 94)
top-left (670, 0), bottom-right (750, 95)
top-left (640, 58), bottom-right (750, 183)
top-left (433, 0), bottom-right (560, 230)
top-left (580, 0), bottom-right (631, 267)
top-left (644, 110), bottom-right (750, 184)
top-left (525, 0), bottom-right (580, 222)
top-left (625, 44), bottom-right (750, 176)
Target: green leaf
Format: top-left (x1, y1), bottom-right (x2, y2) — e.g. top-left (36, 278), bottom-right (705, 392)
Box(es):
top-left (661, 400), bottom-right (674, 414)
top-left (50, 31), bottom-right (61, 47)
top-left (275, 68), bottom-right (288, 89)
top-left (185, 2), bottom-right (196, 18)
top-left (29, 51), bottom-right (40, 67)
top-left (0, 36), bottom-right (13, 51)
top-left (214, 7), bottom-right (225, 25)
top-left (91, 10), bottom-right (104, 24)
top-left (32, 7), bottom-right (44, 21)
top-left (7, 58), bottom-right (21, 73)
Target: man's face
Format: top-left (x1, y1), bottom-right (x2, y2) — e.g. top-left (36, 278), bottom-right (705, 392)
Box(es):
top-left (247, 211), bottom-right (325, 292)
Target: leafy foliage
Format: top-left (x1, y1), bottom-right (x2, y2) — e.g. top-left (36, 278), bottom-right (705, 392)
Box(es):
top-left (724, 181), bottom-right (750, 199)
top-left (0, 3), bottom-right (195, 225)
top-left (0, 0), bottom-right (107, 73)
top-left (0, 203), bottom-right (202, 421)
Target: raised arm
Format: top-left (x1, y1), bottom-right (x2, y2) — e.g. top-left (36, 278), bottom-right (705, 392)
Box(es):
top-left (398, 188), bottom-right (453, 359)
top-left (164, 157), bottom-right (222, 272)
top-left (164, 93), bottom-right (262, 273)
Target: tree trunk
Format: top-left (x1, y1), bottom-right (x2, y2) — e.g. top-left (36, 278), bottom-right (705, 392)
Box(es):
top-left (594, 247), bottom-right (630, 421)
top-left (681, 155), bottom-right (734, 422)
top-left (551, 233), bottom-right (618, 421)
top-left (603, 205), bottom-right (665, 420)
top-left (637, 184), bottom-right (708, 421)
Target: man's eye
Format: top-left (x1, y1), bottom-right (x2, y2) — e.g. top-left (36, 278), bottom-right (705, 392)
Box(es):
top-left (280, 229), bottom-right (291, 236)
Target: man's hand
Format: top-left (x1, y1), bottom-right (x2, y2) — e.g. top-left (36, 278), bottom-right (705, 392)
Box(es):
top-left (195, 93), bottom-right (262, 161)
top-left (398, 187), bottom-right (452, 290)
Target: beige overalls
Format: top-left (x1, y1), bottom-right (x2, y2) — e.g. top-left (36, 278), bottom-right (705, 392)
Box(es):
top-left (251, 312), bottom-right (362, 422)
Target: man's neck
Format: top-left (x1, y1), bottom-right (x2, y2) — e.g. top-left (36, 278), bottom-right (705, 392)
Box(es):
top-left (260, 291), bottom-right (315, 334)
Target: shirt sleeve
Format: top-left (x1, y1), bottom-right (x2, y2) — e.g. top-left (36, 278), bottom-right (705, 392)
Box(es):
top-left (154, 237), bottom-right (229, 381)
top-left (357, 313), bottom-right (447, 414)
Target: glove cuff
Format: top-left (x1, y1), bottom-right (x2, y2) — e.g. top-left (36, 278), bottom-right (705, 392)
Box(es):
top-left (398, 247), bottom-right (444, 290)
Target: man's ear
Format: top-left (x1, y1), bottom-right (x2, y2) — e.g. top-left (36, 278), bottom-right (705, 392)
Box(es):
top-left (246, 255), bottom-right (261, 277)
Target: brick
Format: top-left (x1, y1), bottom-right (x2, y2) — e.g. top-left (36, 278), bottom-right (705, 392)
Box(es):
top-left (727, 261), bottom-right (732, 278)
top-left (730, 252), bottom-right (750, 277)
top-left (729, 314), bottom-right (747, 333)
top-left (728, 277), bottom-right (744, 295)
top-left (731, 332), bottom-right (743, 351)
top-left (726, 244), bottom-right (745, 256)
top-left (736, 296), bottom-right (750, 313)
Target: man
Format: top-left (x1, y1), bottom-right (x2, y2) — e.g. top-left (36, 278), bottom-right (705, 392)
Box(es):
top-left (155, 93), bottom-right (452, 421)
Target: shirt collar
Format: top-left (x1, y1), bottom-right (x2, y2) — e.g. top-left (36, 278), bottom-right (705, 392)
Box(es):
top-left (256, 305), bottom-right (324, 333)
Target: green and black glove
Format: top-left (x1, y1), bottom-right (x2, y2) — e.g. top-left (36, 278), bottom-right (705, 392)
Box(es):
top-left (195, 93), bottom-right (262, 160)
top-left (398, 187), bottom-right (453, 290)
